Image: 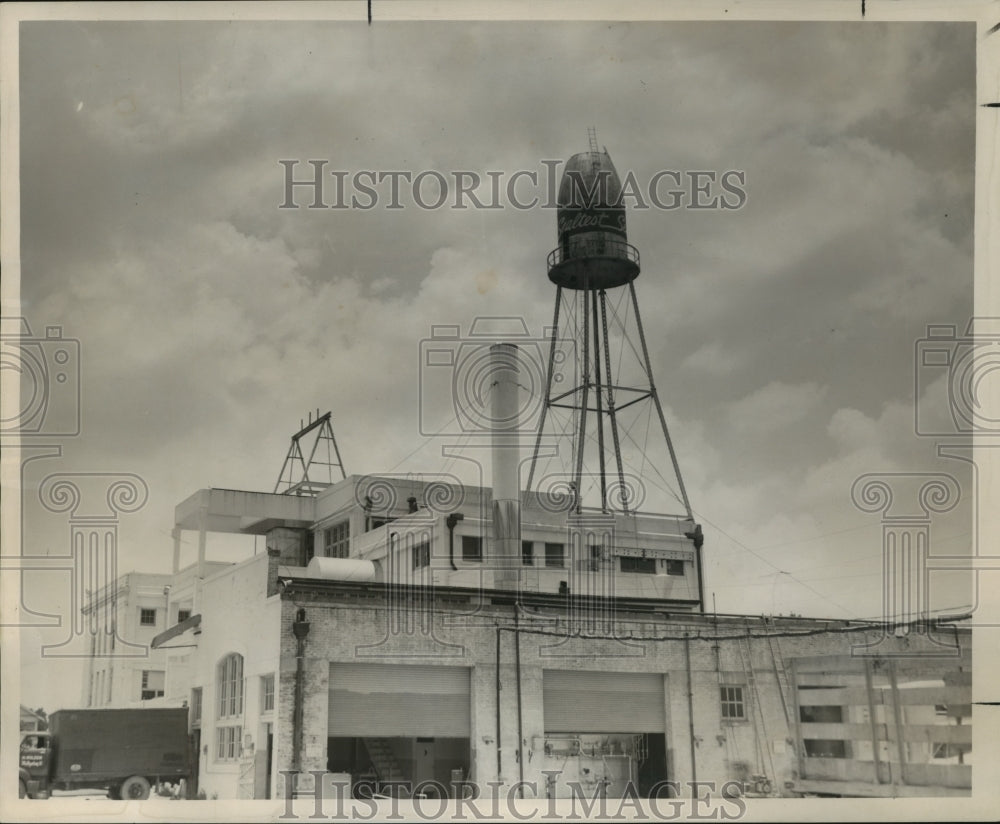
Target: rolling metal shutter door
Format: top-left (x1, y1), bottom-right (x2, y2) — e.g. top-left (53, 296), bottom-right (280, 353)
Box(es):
top-left (543, 670), bottom-right (665, 733)
top-left (328, 663), bottom-right (471, 737)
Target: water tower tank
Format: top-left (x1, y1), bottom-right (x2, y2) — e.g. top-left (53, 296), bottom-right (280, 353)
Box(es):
top-left (547, 149), bottom-right (640, 290)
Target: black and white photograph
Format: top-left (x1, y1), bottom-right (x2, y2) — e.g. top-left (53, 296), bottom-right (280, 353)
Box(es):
top-left (2, 1), bottom-right (997, 821)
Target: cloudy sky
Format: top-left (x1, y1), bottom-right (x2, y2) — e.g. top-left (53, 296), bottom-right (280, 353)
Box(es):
top-left (11, 16), bottom-right (978, 709)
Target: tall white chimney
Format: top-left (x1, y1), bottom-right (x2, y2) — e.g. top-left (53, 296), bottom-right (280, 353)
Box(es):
top-left (490, 343), bottom-right (521, 590)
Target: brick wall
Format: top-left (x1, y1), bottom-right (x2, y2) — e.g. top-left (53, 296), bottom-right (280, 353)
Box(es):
top-left (270, 582), bottom-right (970, 800)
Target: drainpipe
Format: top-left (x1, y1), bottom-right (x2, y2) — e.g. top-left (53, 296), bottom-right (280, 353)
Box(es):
top-left (447, 513), bottom-right (465, 571)
top-left (684, 634), bottom-right (697, 795)
top-left (495, 626), bottom-right (502, 781)
top-left (514, 608), bottom-right (525, 797)
top-left (291, 608), bottom-right (311, 777)
top-left (685, 523), bottom-right (705, 611)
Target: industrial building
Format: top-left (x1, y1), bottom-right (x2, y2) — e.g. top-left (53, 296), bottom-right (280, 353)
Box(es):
top-left (81, 138), bottom-right (972, 802)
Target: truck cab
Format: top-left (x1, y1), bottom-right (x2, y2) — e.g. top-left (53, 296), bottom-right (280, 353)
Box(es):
top-left (19, 732), bottom-right (54, 799)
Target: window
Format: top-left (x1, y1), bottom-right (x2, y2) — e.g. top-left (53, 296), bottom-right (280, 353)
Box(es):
top-left (932, 742), bottom-right (971, 760)
top-left (139, 608), bottom-right (157, 626)
top-left (324, 521), bottom-right (351, 559)
top-left (666, 560), bottom-right (685, 576)
top-left (217, 726), bottom-right (242, 761)
top-left (803, 739), bottom-right (847, 758)
top-left (191, 687), bottom-right (203, 728)
top-left (216, 653), bottom-right (244, 761)
top-left (177, 609), bottom-right (191, 623)
top-left (720, 685), bottom-right (746, 721)
top-left (620, 556), bottom-right (656, 574)
top-left (141, 669), bottom-right (165, 700)
top-left (799, 705), bottom-right (843, 723)
top-left (522, 541), bottom-right (534, 566)
top-left (462, 535), bottom-right (482, 562)
top-left (588, 545), bottom-right (602, 572)
top-left (218, 654), bottom-right (244, 717)
top-left (413, 541), bottom-right (430, 569)
top-left (545, 543), bottom-right (565, 568)
top-left (261, 674), bottom-right (275, 713)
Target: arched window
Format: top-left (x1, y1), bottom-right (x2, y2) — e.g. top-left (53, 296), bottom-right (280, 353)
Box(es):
top-left (216, 653), bottom-right (244, 761)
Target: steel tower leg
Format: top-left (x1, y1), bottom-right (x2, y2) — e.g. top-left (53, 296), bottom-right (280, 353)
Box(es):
top-left (574, 283), bottom-right (591, 513)
top-left (628, 281), bottom-right (693, 520)
top-left (591, 289), bottom-right (608, 512)
top-left (526, 286), bottom-right (563, 495)
top-left (600, 290), bottom-right (629, 515)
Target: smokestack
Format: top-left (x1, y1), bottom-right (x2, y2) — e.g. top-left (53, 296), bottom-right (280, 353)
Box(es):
top-left (490, 343), bottom-right (521, 590)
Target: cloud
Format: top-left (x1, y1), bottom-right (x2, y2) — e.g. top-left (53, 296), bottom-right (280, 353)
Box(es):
top-left (681, 341), bottom-right (740, 375)
top-left (727, 381), bottom-right (827, 433)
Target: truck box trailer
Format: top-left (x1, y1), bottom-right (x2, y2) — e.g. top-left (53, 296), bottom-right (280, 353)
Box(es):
top-left (19, 707), bottom-right (191, 800)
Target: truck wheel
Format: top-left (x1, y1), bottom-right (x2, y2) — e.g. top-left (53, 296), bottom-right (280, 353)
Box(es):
top-left (120, 775), bottom-right (151, 800)
top-left (19, 779), bottom-right (28, 799)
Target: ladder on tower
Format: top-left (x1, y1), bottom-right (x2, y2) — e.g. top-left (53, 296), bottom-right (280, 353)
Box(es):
top-left (587, 126), bottom-right (600, 154)
top-left (274, 410), bottom-right (347, 496)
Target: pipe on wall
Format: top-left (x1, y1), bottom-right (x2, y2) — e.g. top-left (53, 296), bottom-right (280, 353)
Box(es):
top-left (291, 608), bottom-right (311, 778)
top-left (514, 609), bottom-right (525, 797)
top-left (684, 634), bottom-right (697, 795)
top-left (447, 513), bottom-right (465, 571)
top-left (495, 626), bottom-right (502, 781)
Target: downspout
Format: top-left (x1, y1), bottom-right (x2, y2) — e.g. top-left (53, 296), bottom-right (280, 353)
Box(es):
top-left (495, 626), bottom-right (502, 781)
top-left (291, 608), bottom-right (311, 777)
top-left (684, 634), bottom-right (697, 795)
top-left (447, 513), bottom-right (465, 571)
top-left (685, 523), bottom-right (706, 611)
top-left (514, 608), bottom-right (525, 797)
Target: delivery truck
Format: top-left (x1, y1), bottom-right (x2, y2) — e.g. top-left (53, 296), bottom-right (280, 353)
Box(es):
top-left (18, 707), bottom-right (191, 800)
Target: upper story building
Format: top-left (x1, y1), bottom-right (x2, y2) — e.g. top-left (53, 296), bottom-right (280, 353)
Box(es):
top-left (80, 565), bottom-right (228, 709)
top-left (171, 474), bottom-right (704, 612)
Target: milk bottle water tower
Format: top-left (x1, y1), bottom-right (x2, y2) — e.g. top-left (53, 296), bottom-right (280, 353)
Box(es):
top-left (526, 130), bottom-right (695, 527)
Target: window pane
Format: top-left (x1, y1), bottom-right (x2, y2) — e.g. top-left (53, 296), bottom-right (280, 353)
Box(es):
top-left (545, 543), bottom-right (564, 568)
top-left (462, 535), bottom-right (482, 562)
top-left (324, 520), bottom-right (351, 558)
top-left (620, 556), bottom-right (656, 574)
top-left (413, 541), bottom-right (430, 569)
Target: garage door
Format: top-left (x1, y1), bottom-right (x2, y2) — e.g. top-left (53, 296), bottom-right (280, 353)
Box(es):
top-left (543, 670), bottom-right (665, 733)
top-left (328, 663), bottom-right (471, 737)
